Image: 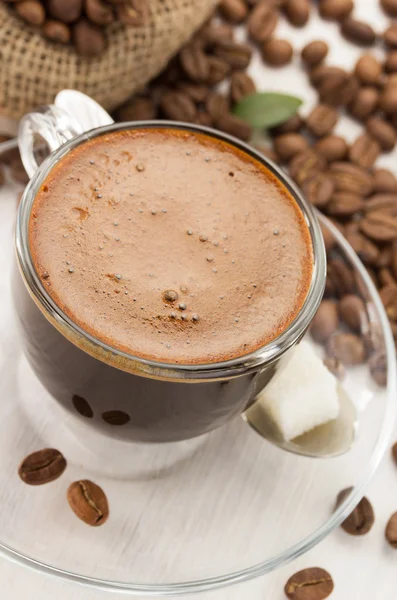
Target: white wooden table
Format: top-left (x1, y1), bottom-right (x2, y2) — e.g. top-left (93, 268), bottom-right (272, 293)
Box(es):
top-left (2, 0), bottom-right (397, 597)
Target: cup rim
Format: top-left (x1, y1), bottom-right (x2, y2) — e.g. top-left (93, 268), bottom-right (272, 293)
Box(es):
top-left (15, 121), bottom-right (326, 381)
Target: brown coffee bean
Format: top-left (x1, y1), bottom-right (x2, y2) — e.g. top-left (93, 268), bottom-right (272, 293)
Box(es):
top-left (252, 141), bottom-right (279, 163)
top-left (350, 86), bottom-right (379, 120)
top-left (206, 56), bottom-right (230, 86)
top-left (348, 133), bottom-right (380, 169)
top-left (377, 245), bottom-right (393, 268)
top-left (382, 0), bottom-right (397, 15)
top-left (369, 350), bottom-right (387, 386)
top-left (327, 192), bottom-right (364, 217)
top-left (218, 0), bottom-right (248, 23)
top-left (339, 294), bottom-right (366, 331)
top-left (301, 40), bottom-right (328, 67)
top-left (384, 23), bottom-right (397, 48)
top-left (310, 300), bottom-right (339, 343)
top-left (85, 0), bottom-right (113, 25)
top-left (102, 410), bottom-right (130, 425)
top-left (324, 356), bottom-right (345, 379)
top-left (48, 0), bottom-right (82, 22)
top-left (116, 97), bottom-right (156, 121)
top-left (72, 394), bottom-right (94, 418)
top-left (217, 113), bottom-right (252, 141)
top-left (271, 113), bottom-right (303, 135)
top-left (273, 133), bottom-right (309, 161)
top-left (42, 19), bottom-right (71, 43)
top-left (379, 86), bottom-right (397, 114)
top-left (328, 258), bottom-right (355, 295)
top-left (289, 149), bottom-right (326, 186)
top-left (329, 161), bottom-right (374, 196)
top-left (306, 104), bottom-right (338, 137)
top-left (73, 19), bottom-right (105, 56)
top-left (345, 232), bottom-right (379, 266)
top-left (385, 52), bottom-right (397, 73)
top-left (379, 267), bottom-right (396, 286)
top-left (230, 71), bottom-right (256, 104)
top-left (284, 0), bottom-right (310, 27)
top-left (386, 512), bottom-right (397, 547)
top-left (315, 135), bottom-right (348, 162)
top-left (206, 93), bottom-right (229, 123)
top-left (247, 2), bottom-right (279, 43)
top-left (177, 82), bottom-right (209, 103)
top-left (16, 0), bottom-right (45, 25)
top-left (341, 18), bottom-right (376, 46)
top-left (195, 111), bottom-right (213, 127)
top-left (214, 40), bottom-right (252, 69)
top-left (380, 283), bottom-right (397, 320)
top-left (18, 448), bottom-right (67, 486)
top-left (319, 0), bottom-right (353, 20)
top-left (201, 23), bottom-right (234, 48)
top-left (336, 488), bottom-right (375, 535)
top-left (354, 55), bottom-right (382, 86)
top-left (262, 39), bottom-right (293, 67)
top-left (67, 480), bottom-right (109, 526)
top-left (327, 333), bottom-right (366, 365)
top-left (373, 168), bottom-right (397, 193)
top-left (285, 567), bottom-right (334, 600)
top-left (366, 116), bottom-right (397, 151)
top-left (302, 173), bottom-right (334, 208)
top-left (312, 65), bottom-right (359, 106)
top-left (392, 242), bottom-right (397, 278)
top-left (360, 211), bottom-right (397, 242)
top-left (392, 441), bottom-right (397, 465)
top-left (160, 91), bottom-right (197, 122)
top-left (180, 45), bottom-right (210, 83)
top-left (363, 193), bottom-right (397, 214)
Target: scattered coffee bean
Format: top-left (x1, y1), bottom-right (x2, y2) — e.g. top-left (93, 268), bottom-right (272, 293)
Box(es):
top-left (262, 39), bottom-right (293, 67)
top-left (67, 480), bottom-right (109, 526)
top-left (329, 162), bottom-right (374, 196)
top-left (18, 448), bottom-right (67, 486)
top-left (214, 39), bottom-right (252, 69)
top-left (360, 211), bottom-right (397, 242)
top-left (315, 135), bottom-right (348, 162)
top-left (302, 173), bottom-right (334, 208)
top-left (218, 0), bottom-right (248, 23)
top-left (306, 104), bottom-right (338, 137)
top-left (206, 56), bottom-right (230, 86)
top-left (205, 92), bottom-right (229, 123)
top-left (284, 0), bottom-right (310, 27)
top-left (336, 487), bottom-right (375, 535)
top-left (180, 44), bottom-right (210, 83)
top-left (273, 133), bottom-right (309, 161)
top-left (310, 300), bottom-right (339, 343)
top-left (47, 0), bottom-right (82, 22)
top-left (160, 91), bottom-right (197, 122)
top-left (348, 133), bottom-right (380, 169)
top-left (385, 51), bottom-right (397, 73)
top-left (366, 116), bottom-right (397, 151)
top-left (301, 40), bottom-right (329, 67)
top-left (72, 394), bottom-right (94, 418)
top-left (327, 192), bottom-right (364, 218)
top-left (379, 85), bottom-right (397, 114)
top-left (384, 23), bottom-right (397, 48)
top-left (345, 231), bottom-right (379, 266)
top-left (247, 2), bottom-right (279, 43)
top-left (101, 410), bottom-right (130, 425)
top-left (230, 71), bottom-right (256, 104)
top-left (217, 113), bottom-right (252, 141)
top-left (392, 441), bottom-right (397, 465)
top-left (341, 17), bottom-right (376, 46)
top-left (382, 0), bottom-right (397, 15)
top-left (363, 193), bottom-right (397, 214)
top-left (327, 333), bottom-right (366, 365)
top-left (319, 0), bottom-right (353, 20)
top-left (116, 97), bottom-right (156, 121)
top-left (354, 54), bottom-right (382, 86)
top-left (373, 168), bottom-right (397, 193)
top-left (312, 65), bottom-right (359, 106)
top-left (338, 294), bottom-right (366, 331)
top-left (289, 149), bottom-right (326, 186)
top-left (42, 19), bottom-right (71, 43)
top-left (271, 113), bottom-right (303, 135)
top-left (284, 567), bottom-right (334, 600)
top-left (73, 19), bottom-right (106, 56)
top-left (350, 86), bottom-right (379, 120)
top-left (16, 0), bottom-right (46, 25)
top-left (386, 512), bottom-right (397, 547)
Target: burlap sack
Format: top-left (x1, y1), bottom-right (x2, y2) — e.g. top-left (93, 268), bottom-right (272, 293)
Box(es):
top-left (0, 0), bottom-right (216, 120)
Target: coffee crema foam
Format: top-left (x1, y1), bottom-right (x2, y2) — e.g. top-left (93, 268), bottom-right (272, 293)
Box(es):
top-left (29, 128), bottom-right (313, 364)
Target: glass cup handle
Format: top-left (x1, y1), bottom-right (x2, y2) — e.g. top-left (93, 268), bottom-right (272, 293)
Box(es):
top-left (18, 90), bottom-right (114, 179)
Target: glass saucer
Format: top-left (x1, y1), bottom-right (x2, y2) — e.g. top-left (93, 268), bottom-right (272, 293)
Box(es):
top-left (0, 181), bottom-right (395, 596)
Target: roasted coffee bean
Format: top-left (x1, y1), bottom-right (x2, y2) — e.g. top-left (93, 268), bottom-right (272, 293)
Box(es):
top-left (247, 2), bottom-right (279, 43)
top-left (289, 149), bottom-right (326, 186)
top-left (195, 111), bottom-right (213, 127)
top-left (350, 86), bottom-right (379, 120)
top-left (205, 92), bottom-right (229, 123)
top-left (285, 567), bottom-right (334, 600)
top-left (354, 54), bottom-right (382, 86)
top-left (380, 283), bottom-right (397, 320)
top-left (310, 300), bottom-right (339, 343)
top-left (392, 441), bottom-right (397, 465)
top-left (382, 0), bottom-right (397, 15)
top-left (200, 23), bottom-right (234, 48)
top-left (67, 480), bottom-right (109, 526)
top-left (369, 350), bottom-right (387, 386)
top-left (160, 91), bottom-right (197, 122)
top-left (324, 356), bottom-right (345, 379)
top-left (218, 0), bottom-right (248, 23)
top-left (16, 0), bottom-right (45, 25)
top-left (85, 0), bottom-right (114, 24)
top-left (384, 23), bottom-right (397, 48)
top-left (379, 267), bottom-right (396, 286)
top-left (306, 104), bottom-right (338, 137)
top-left (379, 86), bottom-right (397, 114)
top-left (206, 56), bottom-right (230, 86)
top-left (73, 19), bottom-right (105, 56)
top-left (18, 448), bottom-right (67, 486)
top-left (392, 242), bottom-right (397, 278)
top-left (386, 512), bottom-right (397, 547)
top-left (366, 116), bottom-right (397, 151)
top-left (385, 52), bottom-right (397, 73)
top-left (373, 168), bottom-right (397, 193)
top-left (328, 333), bottom-right (366, 365)
top-left (315, 135), bottom-right (348, 162)
top-left (102, 410), bottom-right (130, 425)
top-left (360, 211), bottom-right (397, 242)
top-left (48, 0), bottom-right (82, 22)
top-left (252, 141), bottom-right (279, 163)
top-left (339, 294), bottom-right (366, 331)
top-left (177, 82), bottom-right (209, 103)
top-left (180, 44), bottom-right (210, 83)
top-left (116, 97), bottom-right (156, 121)
top-left (273, 133), bottom-right (309, 161)
top-left (262, 39), bottom-right (293, 66)
top-left (328, 258), bottom-right (355, 295)
top-left (341, 18), bottom-right (376, 46)
top-left (42, 19), bottom-right (71, 43)
top-left (336, 488), bottom-right (375, 535)
top-left (329, 162), bottom-right (374, 196)
top-left (327, 192), bottom-right (364, 217)
top-left (302, 173), bottom-right (334, 208)
top-left (345, 232), bottom-right (380, 266)
top-left (214, 40), bottom-right (252, 69)
top-left (348, 133), bottom-right (380, 169)
top-left (271, 113), bottom-right (303, 135)
top-left (217, 113), bottom-right (252, 141)
top-left (377, 245), bottom-right (393, 268)
top-left (72, 394), bottom-right (94, 418)
top-left (230, 71), bottom-right (256, 104)
top-left (319, 0), bottom-right (353, 20)
top-left (284, 0), bottom-right (310, 27)
top-left (363, 193), bottom-right (397, 214)
top-left (312, 66), bottom-right (359, 106)
top-left (301, 40), bottom-right (329, 67)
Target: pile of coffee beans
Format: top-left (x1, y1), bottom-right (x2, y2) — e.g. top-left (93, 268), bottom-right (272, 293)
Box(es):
top-left (2, 0), bottom-right (149, 56)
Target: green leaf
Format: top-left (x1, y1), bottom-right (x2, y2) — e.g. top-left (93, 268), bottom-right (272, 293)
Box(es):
top-left (233, 92), bottom-right (302, 130)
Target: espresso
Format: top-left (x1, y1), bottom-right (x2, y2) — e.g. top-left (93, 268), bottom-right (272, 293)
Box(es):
top-left (29, 128), bottom-right (313, 364)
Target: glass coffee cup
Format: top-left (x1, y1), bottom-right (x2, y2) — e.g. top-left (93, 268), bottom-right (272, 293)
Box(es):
top-left (13, 93), bottom-right (326, 443)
